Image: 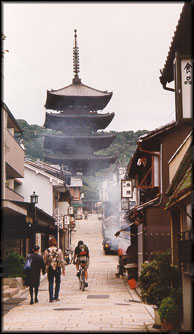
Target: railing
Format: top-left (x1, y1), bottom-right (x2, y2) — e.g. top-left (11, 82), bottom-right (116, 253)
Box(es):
top-left (5, 129), bottom-right (24, 178)
top-left (178, 230), bottom-right (193, 273)
top-left (5, 186), bottom-right (24, 201)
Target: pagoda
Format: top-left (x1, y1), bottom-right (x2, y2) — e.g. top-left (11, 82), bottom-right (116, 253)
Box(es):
top-left (43, 29), bottom-right (116, 175)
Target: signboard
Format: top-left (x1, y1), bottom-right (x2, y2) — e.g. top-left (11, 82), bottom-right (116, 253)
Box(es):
top-left (174, 53), bottom-right (192, 121)
top-left (64, 215), bottom-right (70, 225)
top-left (181, 58), bottom-right (192, 119)
top-left (121, 198), bottom-right (129, 210)
top-left (121, 179), bottom-right (132, 198)
top-left (68, 206), bottom-right (73, 215)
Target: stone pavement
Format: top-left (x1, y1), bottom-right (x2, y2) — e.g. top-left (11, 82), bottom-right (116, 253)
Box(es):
top-left (2, 214), bottom-right (160, 332)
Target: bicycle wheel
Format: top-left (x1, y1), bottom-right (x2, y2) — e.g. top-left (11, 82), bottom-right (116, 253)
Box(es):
top-left (81, 271), bottom-right (85, 291)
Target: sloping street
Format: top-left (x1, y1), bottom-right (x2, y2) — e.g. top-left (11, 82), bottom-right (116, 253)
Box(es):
top-left (2, 214), bottom-right (157, 332)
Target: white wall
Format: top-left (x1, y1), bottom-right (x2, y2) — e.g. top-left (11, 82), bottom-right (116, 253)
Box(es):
top-left (18, 167), bottom-right (54, 215)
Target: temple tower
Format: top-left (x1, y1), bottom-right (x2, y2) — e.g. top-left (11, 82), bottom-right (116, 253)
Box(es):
top-left (43, 30), bottom-right (116, 175)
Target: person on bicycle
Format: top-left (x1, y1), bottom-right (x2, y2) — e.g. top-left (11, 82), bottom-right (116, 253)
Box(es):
top-left (73, 240), bottom-right (89, 287)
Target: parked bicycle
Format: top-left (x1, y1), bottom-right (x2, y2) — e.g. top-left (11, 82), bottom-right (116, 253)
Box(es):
top-left (64, 248), bottom-right (73, 265)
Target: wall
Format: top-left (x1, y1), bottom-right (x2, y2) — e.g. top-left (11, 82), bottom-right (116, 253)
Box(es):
top-left (18, 167), bottom-right (53, 216)
top-left (169, 133), bottom-right (192, 183)
top-left (5, 129), bottom-right (24, 178)
top-left (162, 124), bottom-right (192, 202)
top-left (182, 273), bottom-right (192, 331)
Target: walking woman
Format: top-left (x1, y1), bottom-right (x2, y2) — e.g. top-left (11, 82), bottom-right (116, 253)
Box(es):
top-left (24, 245), bottom-right (45, 304)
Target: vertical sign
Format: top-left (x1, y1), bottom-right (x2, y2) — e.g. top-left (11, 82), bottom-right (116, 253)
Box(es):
top-left (174, 53), bottom-right (193, 121)
top-left (181, 58), bottom-right (192, 119)
top-left (68, 206), bottom-right (73, 215)
top-left (121, 180), bottom-right (132, 198)
top-left (64, 215), bottom-right (70, 226)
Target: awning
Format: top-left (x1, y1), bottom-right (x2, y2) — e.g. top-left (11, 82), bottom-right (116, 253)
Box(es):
top-left (71, 203), bottom-right (85, 207)
top-left (165, 168), bottom-right (192, 210)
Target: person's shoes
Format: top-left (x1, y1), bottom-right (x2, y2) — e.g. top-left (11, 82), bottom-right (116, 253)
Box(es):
top-left (30, 300), bottom-right (33, 305)
top-left (54, 298), bottom-right (60, 301)
top-left (84, 281), bottom-right (88, 287)
top-left (49, 299), bottom-right (54, 303)
top-left (35, 298), bottom-right (38, 303)
top-left (76, 272), bottom-right (80, 278)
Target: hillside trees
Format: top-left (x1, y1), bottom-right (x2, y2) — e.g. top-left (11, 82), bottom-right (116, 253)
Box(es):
top-left (16, 119), bottom-right (148, 166)
top-left (15, 119), bottom-right (148, 199)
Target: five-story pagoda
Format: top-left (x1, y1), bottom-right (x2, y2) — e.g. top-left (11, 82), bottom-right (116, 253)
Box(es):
top-left (43, 30), bottom-right (116, 175)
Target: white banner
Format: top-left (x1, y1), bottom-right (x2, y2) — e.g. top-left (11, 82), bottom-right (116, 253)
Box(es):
top-left (181, 58), bottom-right (192, 119)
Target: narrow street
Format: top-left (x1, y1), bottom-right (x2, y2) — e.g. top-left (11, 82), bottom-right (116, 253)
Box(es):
top-left (2, 214), bottom-right (156, 332)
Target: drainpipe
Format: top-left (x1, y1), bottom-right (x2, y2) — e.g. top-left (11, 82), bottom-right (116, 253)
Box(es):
top-left (2, 110), bottom-right (6, 199)
top-left (159, 71), bottom-right (175, 92)
top-left (162, 85), bottom-right (175, 92)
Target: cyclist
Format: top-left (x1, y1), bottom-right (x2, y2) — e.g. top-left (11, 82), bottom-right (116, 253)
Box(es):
top-left (73, 240), bottom-right (89, 287)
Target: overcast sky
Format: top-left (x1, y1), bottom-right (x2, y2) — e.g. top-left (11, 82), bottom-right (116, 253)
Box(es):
top-left (3, 1), bottom-right (184, 132)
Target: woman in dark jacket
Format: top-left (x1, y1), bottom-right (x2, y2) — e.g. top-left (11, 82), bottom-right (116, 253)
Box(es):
top-left (25, 245), bottom-right (45, 304)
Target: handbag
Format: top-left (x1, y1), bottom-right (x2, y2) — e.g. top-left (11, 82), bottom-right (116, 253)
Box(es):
top-left (24, 255), bottom-right (32, 271)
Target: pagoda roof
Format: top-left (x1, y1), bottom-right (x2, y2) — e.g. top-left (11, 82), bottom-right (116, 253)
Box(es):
top-left (45, 82), bottom-right (113, 111)
top-left (43, 153), bottom-right (117, 173)
top-left (44, 111), bottom-right (115, 131)
top-left (43, 133), bottom-right (116, 152)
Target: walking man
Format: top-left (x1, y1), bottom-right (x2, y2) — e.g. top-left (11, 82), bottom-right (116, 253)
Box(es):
top-left (44, 237), bottom-right (65, 302)
top-left (24, 245), bottom-right (45, 305)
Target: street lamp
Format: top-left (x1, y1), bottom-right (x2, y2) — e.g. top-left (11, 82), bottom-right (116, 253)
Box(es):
top-left (30, 191), bottom-right (39, 249)
top-left (30, 191), bottom-right (39, 204)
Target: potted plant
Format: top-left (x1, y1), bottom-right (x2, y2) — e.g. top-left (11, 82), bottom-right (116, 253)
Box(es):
top-left (158, 297), bottom-right (180, 330)
top-left (139, 251), bottom-right (182, 328)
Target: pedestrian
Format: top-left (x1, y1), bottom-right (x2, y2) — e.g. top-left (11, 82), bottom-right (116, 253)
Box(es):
top-left (44, 237), bottom-right (65, 302)
top-left (24, 245), bottom-right (45, 305)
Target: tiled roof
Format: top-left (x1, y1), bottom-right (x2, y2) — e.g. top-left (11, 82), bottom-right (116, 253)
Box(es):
top-left (138, 121), bottom-right (176, 142)
top-left (160, 2), bottom-right (192, 86)
top-left (48, 82), bottom-right (112, 97)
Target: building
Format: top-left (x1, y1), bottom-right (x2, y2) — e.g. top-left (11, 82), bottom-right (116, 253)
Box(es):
top-left (165, 131), bottom-right (192, 332)
top-left (15, 159), bottom-right (73, 252)
top-left (1, 103), bottom-right (57, 257)
top-left (124, 2), bottom-right (192, 331)
top-left (159, 2), bottom-right (193, 331)
top-left (43, 29), bottom-right (117, 176)
top-left (125, 121), bottom-right (191, 270)
top-left (1, 102), bottom-right (27, 256)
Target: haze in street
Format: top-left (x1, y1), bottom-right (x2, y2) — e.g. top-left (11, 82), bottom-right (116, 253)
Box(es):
top-left (3, 1), bottom-right (184, 131)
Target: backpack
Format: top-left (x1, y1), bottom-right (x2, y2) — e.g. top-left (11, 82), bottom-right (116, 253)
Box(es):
top-left (47, 247), bottom-right (61, 270)
top-left (24, 255), bottom-right (32, 272)
top-left (78, 244), bottom-right (88, 257)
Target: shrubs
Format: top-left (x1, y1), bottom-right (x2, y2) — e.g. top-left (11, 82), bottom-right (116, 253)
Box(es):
top-left (3, 252), bottom-right (25, 278)
top-left (139, 252), bottom-right (182, 308)
top-left (158, 297), bottom-right (180, 323)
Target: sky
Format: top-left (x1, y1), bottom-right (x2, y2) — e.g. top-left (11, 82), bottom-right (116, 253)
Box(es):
top-left (2, 1), bottom-right (184, 132)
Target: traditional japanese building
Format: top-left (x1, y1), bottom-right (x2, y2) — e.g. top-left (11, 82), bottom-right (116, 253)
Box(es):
top-left (43, 30), bottom-right (116, 175)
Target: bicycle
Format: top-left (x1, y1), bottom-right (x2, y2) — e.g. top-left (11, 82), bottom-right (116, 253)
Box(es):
top-left (78, 260), bottom-right (87, 291)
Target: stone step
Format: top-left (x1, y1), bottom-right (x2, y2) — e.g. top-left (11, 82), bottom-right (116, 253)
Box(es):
top-left (2, 286), bottom-right (20, 298)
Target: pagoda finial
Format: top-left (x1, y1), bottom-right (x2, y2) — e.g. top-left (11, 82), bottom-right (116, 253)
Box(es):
top-left (73, 29), bottom-right (81, 84)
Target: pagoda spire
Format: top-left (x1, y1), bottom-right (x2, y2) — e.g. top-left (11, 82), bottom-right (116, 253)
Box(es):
top-left (73, 29), bottom-right (81, 84)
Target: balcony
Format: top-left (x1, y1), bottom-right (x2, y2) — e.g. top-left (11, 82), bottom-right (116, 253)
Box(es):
top-left (5, 130), bottom-right (24, 178)
top-left (5, 186), bottom-right (24, 202)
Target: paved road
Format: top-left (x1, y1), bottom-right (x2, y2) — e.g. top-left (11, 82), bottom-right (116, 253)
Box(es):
top-left (2, 214), bottom-right (157, 332)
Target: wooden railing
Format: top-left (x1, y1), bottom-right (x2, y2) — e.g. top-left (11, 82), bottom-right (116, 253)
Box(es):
top-left (178, 230), bottom-right (193, 273)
